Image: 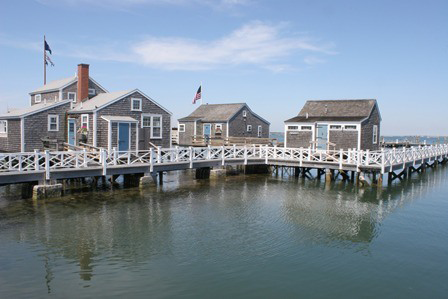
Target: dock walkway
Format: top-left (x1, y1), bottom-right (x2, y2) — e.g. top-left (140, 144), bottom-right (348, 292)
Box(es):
top-left (1, 145), bottom-right (447, 185)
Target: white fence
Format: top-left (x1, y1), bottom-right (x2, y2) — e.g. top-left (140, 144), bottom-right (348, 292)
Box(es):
top-left (1, 145), bottom-right (448, 180)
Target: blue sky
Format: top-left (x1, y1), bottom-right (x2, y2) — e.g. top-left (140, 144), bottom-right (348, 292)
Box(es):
top-left (0, 0), bottom-right (447, 134)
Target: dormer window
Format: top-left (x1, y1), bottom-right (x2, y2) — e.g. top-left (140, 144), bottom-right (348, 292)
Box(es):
top-left (88, 88), bottom-right (96, 96)
top-left (68, 92), bottom-right (77, 103)
top-left (35, 94), bottom-right (42, 103)
top-left (243, 110), bottom-right (247, 117)
top-left (131, 98), bottom-right (142, 111)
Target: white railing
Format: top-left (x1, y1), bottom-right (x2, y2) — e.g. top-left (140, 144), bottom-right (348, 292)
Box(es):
top-left (1, 145), bottom-right (448, 179)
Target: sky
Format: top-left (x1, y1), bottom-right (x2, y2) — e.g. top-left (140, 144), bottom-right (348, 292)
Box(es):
top-left (0, 0), bottom-right (447, 135)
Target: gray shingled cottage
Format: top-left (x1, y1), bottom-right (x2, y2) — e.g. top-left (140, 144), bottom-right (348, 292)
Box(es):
top-left (284, 99), bottom-right (381, 151)
top-left (178, 103), bottom-right (270, 146)
top-left (0, 64), bottom-right (172, 152)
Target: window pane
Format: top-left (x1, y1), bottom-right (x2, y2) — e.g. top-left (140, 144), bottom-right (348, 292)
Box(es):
top-left (153, 127), bottom-right (161, 138)
top-left (152, 116), bottom-right (161, 127)
top-left (143, 116), bottom-right (151, 127)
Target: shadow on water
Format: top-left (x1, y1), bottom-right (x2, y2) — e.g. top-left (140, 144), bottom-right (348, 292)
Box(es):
top-left (0, 165), bottom-right (447, 295)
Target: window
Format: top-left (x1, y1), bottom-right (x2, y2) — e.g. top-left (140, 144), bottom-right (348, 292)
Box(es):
top-left (215, 123), bottom-right (222, 135)
top-left (301, 126), bottom-right (312, 131)
top-left (35, 94), bottom-right (42, 103)
top-left (81, 114), bottom-right (89, 130)
top-left (88, 88), bottom-right (96, 96)
top-left (373, 125), bottom-right (378, 144)
top-left (243, 110), bottom-right (247, 117)
top-left (0, 120), bottom-right (7, 136)
top-left (179, 124), bottom-right (185, 132)
top-left (258, 125), bottom-right (262, 137)
top-left (142, 114), bottom-right (162, 138)
top-left (247, 125), bottom-right (252, 132)
top-left (68, 92), bottom-right (77, 103)
top-left (344, 125), bottom-right (357, 130)
top-left (131, 98), bottom-right (142, 111)
top-left (48, 115), bottom-right (59, 131)
top-left (287, 126), bottom-right (299, 130)
top-left (330, 125), bottom-right (342, 130)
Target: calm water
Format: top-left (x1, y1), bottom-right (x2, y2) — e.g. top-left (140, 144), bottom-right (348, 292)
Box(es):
top-left (1, 168), bottom-right (448, 298)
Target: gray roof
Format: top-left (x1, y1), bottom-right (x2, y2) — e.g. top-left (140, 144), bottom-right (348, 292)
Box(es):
top-left (70, 90), bottom-right (133, 112)
top-left (179, 103), bottom-right (246, 122)
top-left (0, 100), bottom-right (72, 119)
top-left (30, 76), bottom-right (77, 94)
top-left (285, 99), bottom-right (377, 123)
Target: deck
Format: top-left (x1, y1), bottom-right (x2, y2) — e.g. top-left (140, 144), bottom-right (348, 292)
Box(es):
top-left (0, 145), bottom-right (447, 185)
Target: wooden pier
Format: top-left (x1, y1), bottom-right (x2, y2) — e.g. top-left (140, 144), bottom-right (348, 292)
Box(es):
top-left (1, 145), bottom-right (447, 198)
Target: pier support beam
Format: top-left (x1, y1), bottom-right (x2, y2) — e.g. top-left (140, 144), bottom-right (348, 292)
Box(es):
top-left (244, 165), bottom-right (270, 174)
top-left (196, 167), bottom-right (211, 180)
top-left (21, 182), bottom-right (38, 199)
top-left (139, 173), bottom-right (157, 188)
top-left (325, 169), bottom-right (333, 182)
top-left (32, 183), bottom-right (63, 200)
top-left (123, 174), bottom-right (142, 187)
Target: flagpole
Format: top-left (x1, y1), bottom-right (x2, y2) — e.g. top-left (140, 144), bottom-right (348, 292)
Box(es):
top-left (200, 81), bottom-right (203, 105)
top-left (43, 35), bottom-right (46, 85)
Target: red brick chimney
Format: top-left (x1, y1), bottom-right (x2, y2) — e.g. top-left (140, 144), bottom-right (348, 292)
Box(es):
top-left (77, 64), bottom-right (89, 103)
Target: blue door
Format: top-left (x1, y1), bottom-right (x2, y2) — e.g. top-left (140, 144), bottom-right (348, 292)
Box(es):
top-left (68, 119), bottom-right (76, 146)
top-left (316, 124), bottom-right (328, 150)
top-left (203, 124), bottom-right (211, 144)
top-left (118, 123), bottom-right (130, 151)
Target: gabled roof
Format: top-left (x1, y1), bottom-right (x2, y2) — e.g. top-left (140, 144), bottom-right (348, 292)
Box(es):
top-left (69, 89), bottom-right (172, 115)
top-left (181, 103), bottom-right (262, 123)
top-left (30, 76), bottom-right (108, 94)
top-left (0, 100), bottom-right (72, 119)
top-left (285, 99), bottom-right (378, 123)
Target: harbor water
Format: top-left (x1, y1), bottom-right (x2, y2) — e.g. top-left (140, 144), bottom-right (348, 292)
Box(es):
top-left (1, 167), bottom-right (448, 298)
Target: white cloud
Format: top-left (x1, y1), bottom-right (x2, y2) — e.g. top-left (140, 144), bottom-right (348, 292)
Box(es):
top-left (131, 21), bottom-right (335, 70)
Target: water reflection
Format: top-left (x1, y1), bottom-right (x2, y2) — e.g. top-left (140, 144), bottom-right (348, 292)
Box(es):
top-left (0, 166), bottom-right (447, 293)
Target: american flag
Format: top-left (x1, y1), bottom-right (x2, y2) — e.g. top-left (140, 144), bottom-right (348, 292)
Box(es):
top-left (193, 85), bottom-right (201, 104)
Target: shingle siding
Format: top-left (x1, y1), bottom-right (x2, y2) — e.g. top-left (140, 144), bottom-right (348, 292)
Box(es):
top-left (96, 91), bottom-right (171, 150)
top-left (0, 120), bottom-right (21, 152)
top-left (178, 121), bottom-right (195, 146)
top-left (31, 91), bottom-right (60, 106)
top-left (228, 108), bottom-right (269, 138)
top-left (286, 131), bottom-right (312, 148)
top-left (24, 102), bottom-right (71, 151)
top-left (361, 105), bottom-right (381, 151)
top-left (328, 130), bottom-right (359, 150)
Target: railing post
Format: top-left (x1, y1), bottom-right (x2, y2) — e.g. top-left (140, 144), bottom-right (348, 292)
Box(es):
top-left (402, 147), bottom-right (406, 168)
top-left (34, 149), bottom-right (40, 171)
top-left (365, 150), bottom-right (370, 166)
top-left (83, 148), bottom-right (87, 167)
top-left (265, 145), bottom-right (269, 164)
top-left (157, 146), bottom-right (162, 164)
top-left (207, 145), bottom-right (211, 160)
top-left (356, 150), bottom-right (361, 172)
top-left (189, 146), bottom-right (193, 168)
top-left (45, 150), bottom-right (50, 180)
top-left (244, 145), bottom-right (248, 165)
top-left (299, 147), bottom-right (303, 167)
top-left (175, 146), bottom-right (179, 162)
top-left (18, 154), bottom-right (22, 172)
top-left (101, 149), bottom-right (107, 176)
top-left (273, 145), bottom-right (277, 159)
top-left (150, 147), bottom-right (154, 172)
top-left (308, 147), bottom-right (311, 161)
top-left (233, 144), bottom-right (237, 158)
top-left (113, 147), bottom-right (117, 165)
top-left (381, 148), bottom-right (385, 174)
top-left (219, 145), bottom-right (224, 166)
top-left (339, 148), bottom-right (343, 169)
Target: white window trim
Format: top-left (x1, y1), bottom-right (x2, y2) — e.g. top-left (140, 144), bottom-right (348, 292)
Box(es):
top-left (257, 125), bottom-right (262, 137)
top-left (35, 94), bottom-right (42, 103)
top-left (344, 125), bottom-right (357, 130)
top-left (300, 125), bottom-right (312, 131)
top-left (247, 124), bottom-right (252, 132)
top-left (81, 114), bottom-right (89, 130)
top-left (88, 88), bottom-right (96, 96)
top-left (329, 125), bottom-right (342, 130)
top-left (131, 98), bottom-right (142, 111)
top-left (373, 125), bottom-right (378, 144)
top-left (242, 110), bottom-right (247, 117)
top-left (0, 120), bottom-right (7, 137)
top-left (68, 92), bottom-right (77, 103)
top-left (48, 115), bottom-right (59, 132)
top-left (141, 114), bottom-right (163, 139)
top-left (287, 125), bottom-right (300, 131)
top-left (179, 123), bottom-right (185, 133)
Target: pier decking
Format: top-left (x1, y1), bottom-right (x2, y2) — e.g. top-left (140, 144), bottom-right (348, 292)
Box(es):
top-left (0, 145), bottom-right (447, 185)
